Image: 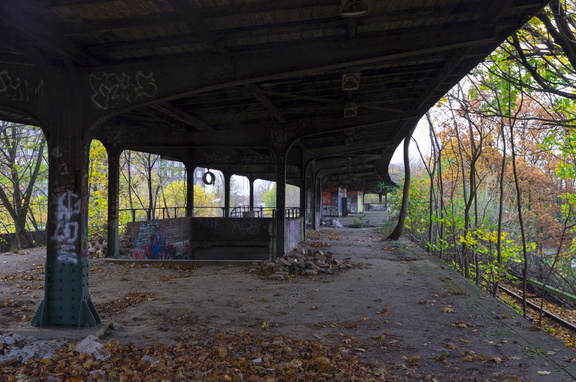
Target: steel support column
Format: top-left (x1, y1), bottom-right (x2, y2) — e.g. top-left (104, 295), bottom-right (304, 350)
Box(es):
top-left (310, 177), bottom-right (317, 231)
top-left (317, 174), bottom-right (324, 225)
top-left (106, 148), bottom-right (121, 257)
top-left (300, 168), bottom-right (307, 236)
top-left (310, 166), bottom-right (323, 231)
top-left (32, 136), bottom-right (100, 327)
top-left (224, 171), bottom-right (231, 217)
top-left (186, 163), bottom-right (195, 217)
top-left (248, 174), bottom-right (255, 212)
top-left (31, 65), bottom-right (101, 327)
top-left (274, 155), bottom-right (287, 259)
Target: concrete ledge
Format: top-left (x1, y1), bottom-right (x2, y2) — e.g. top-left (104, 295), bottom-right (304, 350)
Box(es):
top-left (103, 258), bottom-right (263, 266)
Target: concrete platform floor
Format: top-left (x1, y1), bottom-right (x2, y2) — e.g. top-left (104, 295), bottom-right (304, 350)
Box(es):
top-left (308, 211), bottom-right (576, 381)
top-left (2, 210), bottom-right (576, 381)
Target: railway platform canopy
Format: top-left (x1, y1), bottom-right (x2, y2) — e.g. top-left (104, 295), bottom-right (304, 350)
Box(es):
top-left (0, 0), bottom-right (549, 327)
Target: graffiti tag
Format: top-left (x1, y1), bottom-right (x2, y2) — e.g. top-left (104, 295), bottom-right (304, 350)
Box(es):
top-left (231, 219), bottom-right (261, 236)
top-left (0, 70), bottom-right (44, 104)
top-left (200, 152), bottom-right (233, 164)
top-left (239, 154), bottom-right (274, 165)
top-left (53, 191), bottom-right (81, 264)
top-left (89, 71), bottom-right (158, 110)
top-left (200, 151), bottom-right (274, 165)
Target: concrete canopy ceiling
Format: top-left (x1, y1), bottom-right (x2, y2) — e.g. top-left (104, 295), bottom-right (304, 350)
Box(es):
top-left (0, 0), bottom-right (547, 191)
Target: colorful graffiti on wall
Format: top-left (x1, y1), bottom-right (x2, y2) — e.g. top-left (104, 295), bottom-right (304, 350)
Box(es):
top-left (284, 218), bottom-right (303, 253)
top-left (322, 187), bottom-right (347, 217)
top-left (349, 191), bottom-right (364, 214)
top-left (130, 221), bottom-right (191, 259)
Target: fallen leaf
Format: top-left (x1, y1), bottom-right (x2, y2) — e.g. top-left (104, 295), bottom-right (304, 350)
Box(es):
top-left (402, 355), bottom-right (421, 364)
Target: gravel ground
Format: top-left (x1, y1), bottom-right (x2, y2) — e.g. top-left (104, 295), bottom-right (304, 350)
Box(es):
top-left (1, 211), bottom-right (576, 381)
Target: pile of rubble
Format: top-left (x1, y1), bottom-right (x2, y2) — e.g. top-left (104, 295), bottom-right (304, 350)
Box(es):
top-left (0, 333), bottom-right (63, 364)
top-left (0, 330), bottom-right (123, 366)
top-left (320, 217), bottom-right (343, 228)
top-left (253, 248), bottom-right (352, 280)
top-left (87, 235), bottom-right (107, 257)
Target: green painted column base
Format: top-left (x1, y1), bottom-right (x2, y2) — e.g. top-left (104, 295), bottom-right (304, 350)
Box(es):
top-left (32, 298), bottom-right (100, 328)
top-left (31, 258), bottom-right (101, 328)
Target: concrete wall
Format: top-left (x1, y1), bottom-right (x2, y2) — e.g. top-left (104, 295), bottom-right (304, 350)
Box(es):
top-left (189, 217), bottom-right (272, 260)
top-left (190, 217), bottom-right (271, 243)
top-left (322, 187), bottom-right (347, 217)
top-left (0, 231), bottom-right (46, 253)
top-left (284, 218), bottom-right (304, 253)
top-left (120, 216), bottom-right (300, 261)
top-left (348, 191), bottom-right (364, 213)
top-left (121, 217), bottom-right (192, 259)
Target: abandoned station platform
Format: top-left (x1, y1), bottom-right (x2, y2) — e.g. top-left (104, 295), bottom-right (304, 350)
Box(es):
top-left (1, 211), bottom-right (575, 381)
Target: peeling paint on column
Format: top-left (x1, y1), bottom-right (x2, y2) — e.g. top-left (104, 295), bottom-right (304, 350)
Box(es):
top-left (53, 191), bottom-right (81, 265)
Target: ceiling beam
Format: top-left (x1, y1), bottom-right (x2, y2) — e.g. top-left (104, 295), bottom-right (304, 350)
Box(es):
top-left (0, 3), bottom-right (103, 66)
top-left (304, 142), bottom-right (386, 163)
top-left (253, 88), bottom-right (406, 114)
top-left (141, 107), bottom-right (193, 132)
top-left (200, 0), bottom-right (338, 18)
top-left (417, 47), bottom-right (472, 110)
top-left (243, 84), bottom-right (287, 124)
top-left (83, 22), bottom-right (497, 116)
top-left (102, 110), bottom-right (417, 152)
top-left (26, 0), bottom-right (117, 9)
top-left (165, 2), bottom-right (287, 124)
top-left (166, 0), bottom-right (227, 54)
top-left (151, 102), bottom-right (213, 132)
top-left (65, 12), bottom-right (182, 35)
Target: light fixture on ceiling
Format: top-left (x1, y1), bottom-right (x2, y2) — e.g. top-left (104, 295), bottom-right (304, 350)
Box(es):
top-left (342, 68), bottom-right (361, 91)
top-left (344, 102), bottom-right (358, 118)
top-left (341, 0), bottom-right (368, 17)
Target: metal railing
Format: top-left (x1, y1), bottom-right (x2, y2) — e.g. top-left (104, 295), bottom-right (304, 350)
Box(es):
top-left (285, 207), bottom-right (302, 219)
top-left (119, 206), bottom-right (302, 222)
top-left (230, 206), bottom-right (276, 217)
top-left (119, 207), bottom-right (187, 222)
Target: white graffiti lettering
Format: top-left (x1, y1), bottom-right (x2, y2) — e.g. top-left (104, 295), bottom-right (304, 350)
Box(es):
top-left (53, 191), bottom-right (81, 264)
top-left (197, 218), bottom-right (220, 231)
top-left (200, 152), bottom-right (274, 165)
top-left (239, 154), bottom-right (274, 165)
top-left (0, 70), bottom-right (44, 104)
top-left (89, 71), bottom-right (158, 110)
top-left (201, 152), bottom-right (234, 164)
top-left (231, 219), bottom-right (261, 236)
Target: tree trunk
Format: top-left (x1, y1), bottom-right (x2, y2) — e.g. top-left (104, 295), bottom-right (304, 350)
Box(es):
top-left (387, 129), bottom-right (413, 241)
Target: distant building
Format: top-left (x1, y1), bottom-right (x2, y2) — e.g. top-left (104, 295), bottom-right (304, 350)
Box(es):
top-left (194, 167), bottom-right (206, 187)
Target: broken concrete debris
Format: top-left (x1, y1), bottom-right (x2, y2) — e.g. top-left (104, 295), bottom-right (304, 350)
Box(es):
top-left (0, 333), bottom-right (62, 363)
top-left (320, 218), bottom-right (344, 228)
top-left (0, 324), bottom-right (122, 365)
top-left (75, 334), bottom-right (110, 361)
top-left (253, 248), bottom-right (352, 279)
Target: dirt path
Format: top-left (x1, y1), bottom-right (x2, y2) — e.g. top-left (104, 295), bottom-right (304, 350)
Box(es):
top-left (1, 213), bottom-right (576, 380)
